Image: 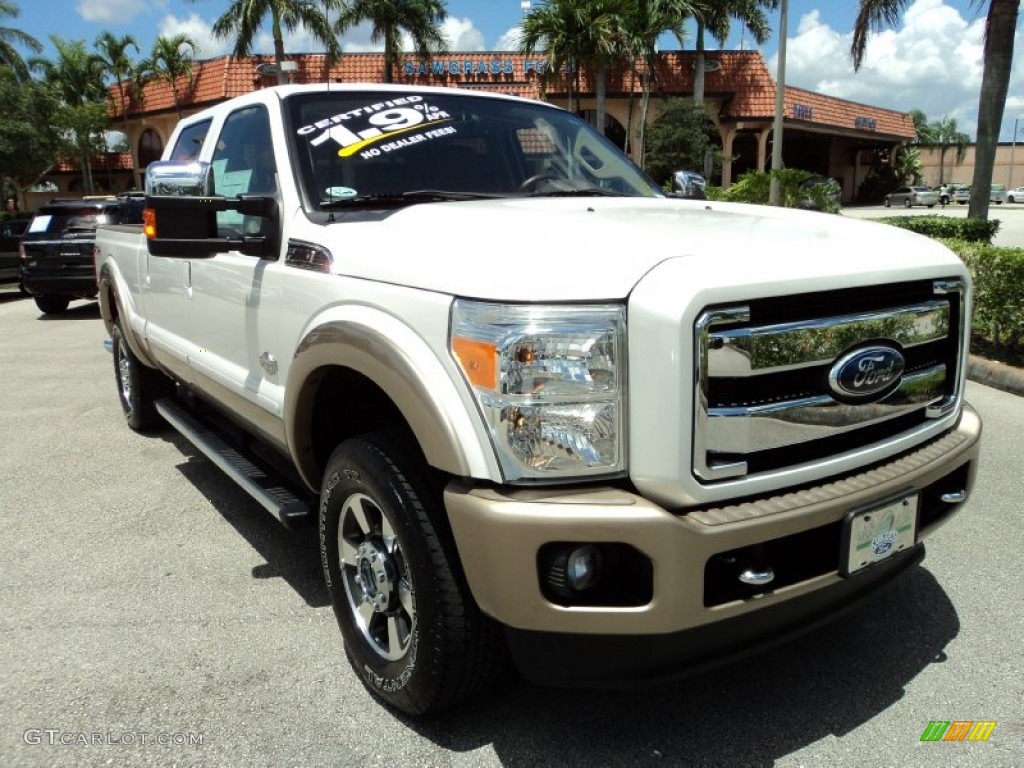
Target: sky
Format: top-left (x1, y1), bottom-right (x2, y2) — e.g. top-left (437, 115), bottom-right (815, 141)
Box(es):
top-left (11, 0), bottom-right (1024, 141)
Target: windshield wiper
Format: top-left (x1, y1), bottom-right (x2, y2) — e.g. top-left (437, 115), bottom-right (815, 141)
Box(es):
top-left (526, 187), bottom-right (629, 198)
top-left (320, 189), bottom-right (500, 208)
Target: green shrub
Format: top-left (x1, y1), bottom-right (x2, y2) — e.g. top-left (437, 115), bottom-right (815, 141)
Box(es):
top-left (855, 165), bottom-right (900, 204)
top-left (943, 238), bottom-right (1024, 353)
top-left (644, 100), bottom-right (721, 186)
top-left (719, 169), bottom-right (839, 212)
top-left (704, 184), bottom-right (725, 201)
top-left (878, 215), bottom-right (999, 244)
top-left (722, 169), bottom-right (773, 204)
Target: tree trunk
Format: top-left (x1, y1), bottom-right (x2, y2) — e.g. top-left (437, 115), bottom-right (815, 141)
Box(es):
top-left (567, 59), bottom-right (575, 114)
top-left (624, 62), bottom-right (638, 156)
top-left (273, 11), bottom-right (287, 86)
top-left (694, 22), bottom-right (706, 107)
top-left (119, 83), bottom-right (138, 189)
top-left (968, 0), bottom-right (1019, 219)
top-left (274, 35), bottom-right (287, 86)
top-left (639, 65), bottom-right (652, 169)
top-left (80, 152), bottom-right (95, 195)
top-left (384, 37), bottom-right (394, 84)
top-left (595, 61), bottom-right (607, 136)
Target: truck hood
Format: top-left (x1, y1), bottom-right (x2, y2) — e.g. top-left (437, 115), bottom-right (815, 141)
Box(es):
top-left (307, 198), bottom-right (965, 302)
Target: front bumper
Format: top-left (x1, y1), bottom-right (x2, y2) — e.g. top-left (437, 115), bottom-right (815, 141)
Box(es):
top-left (506, 544), bottom-right (923, 687)
top-left (444, 404), bottom-right (981, 682)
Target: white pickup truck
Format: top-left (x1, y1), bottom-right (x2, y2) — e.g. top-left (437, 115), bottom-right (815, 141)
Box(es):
top-left (95, 84), bottom-right (981, 716)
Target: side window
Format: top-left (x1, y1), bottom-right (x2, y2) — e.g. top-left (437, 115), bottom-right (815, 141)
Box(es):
top-left (169, 120), bottom-right (211, 164)
top-left (210, 105), bottom-right (277, 235)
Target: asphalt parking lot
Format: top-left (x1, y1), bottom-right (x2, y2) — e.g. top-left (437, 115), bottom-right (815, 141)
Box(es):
top-left (1, 267), bottom-right (1022, 766)
top-left (842, 199), bottom-right (1024, 249)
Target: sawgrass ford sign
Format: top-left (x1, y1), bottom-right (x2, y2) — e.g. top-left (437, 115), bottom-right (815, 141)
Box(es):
top-left (404, 58), bottom-right (563, 77)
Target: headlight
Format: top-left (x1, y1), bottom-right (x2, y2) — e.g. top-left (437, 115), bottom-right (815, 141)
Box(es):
top-left (450, 300), bottom-right (627, 481)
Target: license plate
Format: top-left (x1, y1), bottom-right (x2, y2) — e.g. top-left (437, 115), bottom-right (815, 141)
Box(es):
top-left (841, 495), bottom-right (918, 576)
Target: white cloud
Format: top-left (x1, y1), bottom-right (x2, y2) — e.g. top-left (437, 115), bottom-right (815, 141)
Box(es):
top-left (76, 0), bottom-right (149, 24)
top-left (154, 13), bottom-right (328, 59)
top-left (339, 22), bottom-right (382, 53)
top-left (495, 26), bottom-right (523, 51)
top-left (443, 17), bottom-right (485, 50)
top-left (774, 0), bottom-right (998, 138)
top-left (339, 17), bottom-right (488, 53)
top-left (157, 14), bottom-right (231, 59)
top-left (252, 27), bottom-right (332, 56)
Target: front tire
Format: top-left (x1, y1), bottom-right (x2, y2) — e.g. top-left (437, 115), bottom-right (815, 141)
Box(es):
top-left (884, 198), bottom-right (891, 208)
top-left (34, 295), bottom-right (69, 314)
top-left (111, 320), bottom-right (172, 431)
top-left (320, 433), bottom-right (507, 715)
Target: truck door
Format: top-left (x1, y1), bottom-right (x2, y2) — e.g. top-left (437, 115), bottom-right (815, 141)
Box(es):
top-left (142, 118), bottom-right (213, 383)
top-left (185, 104), bottom-right (288, 441)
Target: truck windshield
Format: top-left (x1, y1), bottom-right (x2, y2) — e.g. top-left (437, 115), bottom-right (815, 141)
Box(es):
top-left (285, 90), bottom-right (663, 212)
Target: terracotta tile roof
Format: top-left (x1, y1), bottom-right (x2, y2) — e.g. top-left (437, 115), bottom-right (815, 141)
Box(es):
top-left (111, 50), bottom-right (912, 139)
top-left (116, 52), bottom-right (543, 116)
top-left (778, 85), bottom-right (915, 140)
top-left (53, 152), bottom-right (133, 173)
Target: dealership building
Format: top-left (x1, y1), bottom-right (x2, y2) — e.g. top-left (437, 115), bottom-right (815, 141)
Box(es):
top-left (41, 49), bottom-right (1004, 205)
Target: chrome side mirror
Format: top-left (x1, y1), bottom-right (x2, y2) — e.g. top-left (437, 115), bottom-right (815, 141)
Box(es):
top-left (145, 161), bottom-right (215, 197)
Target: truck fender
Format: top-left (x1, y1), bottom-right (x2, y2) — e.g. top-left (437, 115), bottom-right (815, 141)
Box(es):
top-left (97, 260), bottom-right (160, 371)
top-left (284, 308), bottom-right (500, 490)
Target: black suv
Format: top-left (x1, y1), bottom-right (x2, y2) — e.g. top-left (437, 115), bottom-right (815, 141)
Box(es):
top-left (21, 196), bottom-right (144, 314)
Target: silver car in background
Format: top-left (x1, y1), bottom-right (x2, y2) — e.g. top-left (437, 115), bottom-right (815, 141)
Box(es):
top-left (884, 185), bottom-right (939, 208)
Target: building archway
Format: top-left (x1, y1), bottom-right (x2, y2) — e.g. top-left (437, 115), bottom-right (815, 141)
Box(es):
top-left (138, 129), bottom-right (164, 170)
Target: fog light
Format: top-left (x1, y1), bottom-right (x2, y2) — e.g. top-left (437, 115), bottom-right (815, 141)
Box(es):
top-left (566, 545), bottom-right (603, 591)
top-left (539, 542), bottom-right (653, 607)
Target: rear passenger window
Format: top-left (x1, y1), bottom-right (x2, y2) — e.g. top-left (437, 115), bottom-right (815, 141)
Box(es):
top-left (170, 120), bottom-right (211, 164)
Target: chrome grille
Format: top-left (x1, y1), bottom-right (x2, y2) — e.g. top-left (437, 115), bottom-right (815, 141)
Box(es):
top-left (694, 279), bottom-right (965, 483)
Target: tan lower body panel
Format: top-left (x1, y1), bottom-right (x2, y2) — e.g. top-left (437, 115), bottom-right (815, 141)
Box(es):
top-left (445, 405), bottom-right (981, 636)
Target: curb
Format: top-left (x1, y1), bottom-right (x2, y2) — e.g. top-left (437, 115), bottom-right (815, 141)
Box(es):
top-left (967, 355), bottom-right (1024, 397)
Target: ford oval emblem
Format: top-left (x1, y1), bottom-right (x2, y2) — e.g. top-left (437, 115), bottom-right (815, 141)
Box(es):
top-left (828, 345), bottom-right (905, 400)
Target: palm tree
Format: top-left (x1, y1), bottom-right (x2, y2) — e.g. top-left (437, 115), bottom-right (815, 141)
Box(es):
top-left (189, 0), bottom-right (342, 86)
top-left (909, 108), bottom-right (932, 143)
top-left (95, 32), bottom-right (141, 183)
top-left (689, 0), bottom-right (777, 106)
top-left (140, 34), bottom-right (197, 119)
top-left (928, 116), bottom-right (971, 186)
top-left (30, 36), bottom-right (108, 193)
top-left (852, 0), bottom-right (1019, 220)
top-left (519, 0), bottom-right (626, 135)
top-left (0, 0), bottom-right (40, 82)
top-left (619, 0), bottom-right (692, 159)
top-left (335, 0), bottom-right (448, 84)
